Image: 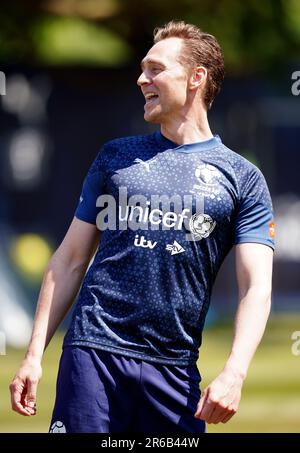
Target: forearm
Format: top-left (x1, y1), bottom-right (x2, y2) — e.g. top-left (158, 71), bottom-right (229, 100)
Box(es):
top-left (195, 245), bottom-right (273, 424)
top-left (25, 252), bottom-right (88, 361)
top-left (225, 286), bottom-right (271, 379)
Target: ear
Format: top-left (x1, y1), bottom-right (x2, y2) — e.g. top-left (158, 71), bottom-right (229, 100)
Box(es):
top-left (189, 66), bottom-right (207, 90)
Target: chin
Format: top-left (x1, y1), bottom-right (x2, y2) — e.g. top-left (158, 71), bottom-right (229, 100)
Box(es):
top-left (144, 110), bottom-right (163, 124)
top-left (144, 116), bottom-right (161, 124)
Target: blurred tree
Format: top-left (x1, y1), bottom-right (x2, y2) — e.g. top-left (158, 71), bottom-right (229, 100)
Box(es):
top-left (0, 0), bottom-right (299, 73)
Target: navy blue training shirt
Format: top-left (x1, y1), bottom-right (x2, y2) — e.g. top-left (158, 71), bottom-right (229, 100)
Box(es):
top-left (63, 132), bottom-right (275, 366)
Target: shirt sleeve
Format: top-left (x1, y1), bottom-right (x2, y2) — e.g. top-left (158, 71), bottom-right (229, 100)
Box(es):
top-left (74, 147), bottom-right (106, 225)
top-left (234, 165), bottom-right (275, 250)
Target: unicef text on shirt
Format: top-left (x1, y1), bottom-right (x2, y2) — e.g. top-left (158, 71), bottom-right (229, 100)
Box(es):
top-left (95, 187), bottom-right (210, 241)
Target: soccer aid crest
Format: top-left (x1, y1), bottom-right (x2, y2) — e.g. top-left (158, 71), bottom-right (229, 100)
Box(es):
top-left (195, 163), bottom-right (220, 185)
top-left (49, 421), bottom-right (66, 433)
top-left (189, 213), bottom-right (216, 239)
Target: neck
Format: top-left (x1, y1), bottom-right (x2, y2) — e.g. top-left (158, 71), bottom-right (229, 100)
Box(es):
top-left (160, 108), bottom-right (213, 145)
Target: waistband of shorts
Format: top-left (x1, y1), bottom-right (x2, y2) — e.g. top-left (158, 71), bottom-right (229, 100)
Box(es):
top-left (63, 339), bottom-right (199, 367)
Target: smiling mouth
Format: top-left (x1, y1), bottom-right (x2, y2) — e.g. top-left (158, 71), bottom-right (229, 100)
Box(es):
top-left (144, 93), bottom-right (159, 106)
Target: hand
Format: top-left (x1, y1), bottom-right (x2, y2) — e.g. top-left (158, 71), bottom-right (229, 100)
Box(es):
top-left (194, 366), bottom-right (244, 424)
top-left (10, 357), bottom-right (42, 416)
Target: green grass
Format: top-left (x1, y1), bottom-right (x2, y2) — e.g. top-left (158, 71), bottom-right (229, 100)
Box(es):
top-left (1, 313), bottom-right (299, 433)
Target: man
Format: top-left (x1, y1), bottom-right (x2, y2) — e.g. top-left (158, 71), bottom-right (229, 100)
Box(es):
top-left (10, 21), bottom-right (274, 433)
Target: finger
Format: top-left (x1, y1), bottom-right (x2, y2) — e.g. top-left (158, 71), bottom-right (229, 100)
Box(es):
top-left (10, 381), bottom-right (32, 416)
top-left (20, 385), bottom-right (35, 415)
top-left (25, 379), bottom-right (38, 414)
top-left (13, 401), bottom-right (32, 416)
top-left (221, 411), bottom-right (235, 423)
top-left (197, 398), bottom-right (217, 422)
top-left (16, 380), bottom-right (36, 415)
top-left (220, 402), bottom-right (237, 423)
top-left (194, 389), bottom-right (208, 417)
top-left (206, 404), bottom-right (228, 424)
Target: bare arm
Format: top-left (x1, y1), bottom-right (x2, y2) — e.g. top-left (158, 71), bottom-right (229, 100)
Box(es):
top-left (195, 243), bottom-right (273, 424)
top-left (10, 217), bottom-right (99, 416)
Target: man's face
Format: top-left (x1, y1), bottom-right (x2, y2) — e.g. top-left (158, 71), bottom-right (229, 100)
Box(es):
top-left (137, 37), bottom-right (190, 124)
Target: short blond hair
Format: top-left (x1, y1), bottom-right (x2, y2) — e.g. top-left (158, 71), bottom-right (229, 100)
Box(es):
top-left (154, 21), bottom-right (225, 109)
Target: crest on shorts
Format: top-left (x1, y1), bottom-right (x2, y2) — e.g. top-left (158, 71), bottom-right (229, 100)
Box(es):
top-left (49, 421), bottom-right (67, 433)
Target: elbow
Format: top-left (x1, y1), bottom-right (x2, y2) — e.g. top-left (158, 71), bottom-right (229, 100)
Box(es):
top-left (47, 249), bottom-right (89, 278)
top-left (238, 286), bottom-right (272, 322)
top-left (239, 284), bottom-right (273, 306)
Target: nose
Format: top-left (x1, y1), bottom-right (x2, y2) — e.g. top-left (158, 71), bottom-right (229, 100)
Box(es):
top-left (137, 70), bottom-right (151, 87)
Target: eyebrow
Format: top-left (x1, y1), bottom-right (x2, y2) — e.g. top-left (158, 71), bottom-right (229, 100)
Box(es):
top-left (140, 58), bottom-right (165, 70)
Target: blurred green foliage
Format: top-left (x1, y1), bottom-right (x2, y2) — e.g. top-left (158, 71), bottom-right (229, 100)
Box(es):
top-left (32, 17), bottom-right (132, 66)
top-left (0, 0), bottom-right (299, 73)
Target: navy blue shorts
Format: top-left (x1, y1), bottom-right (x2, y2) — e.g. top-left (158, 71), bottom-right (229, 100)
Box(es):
top-left (49, 346), bottom-right (205, 433)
